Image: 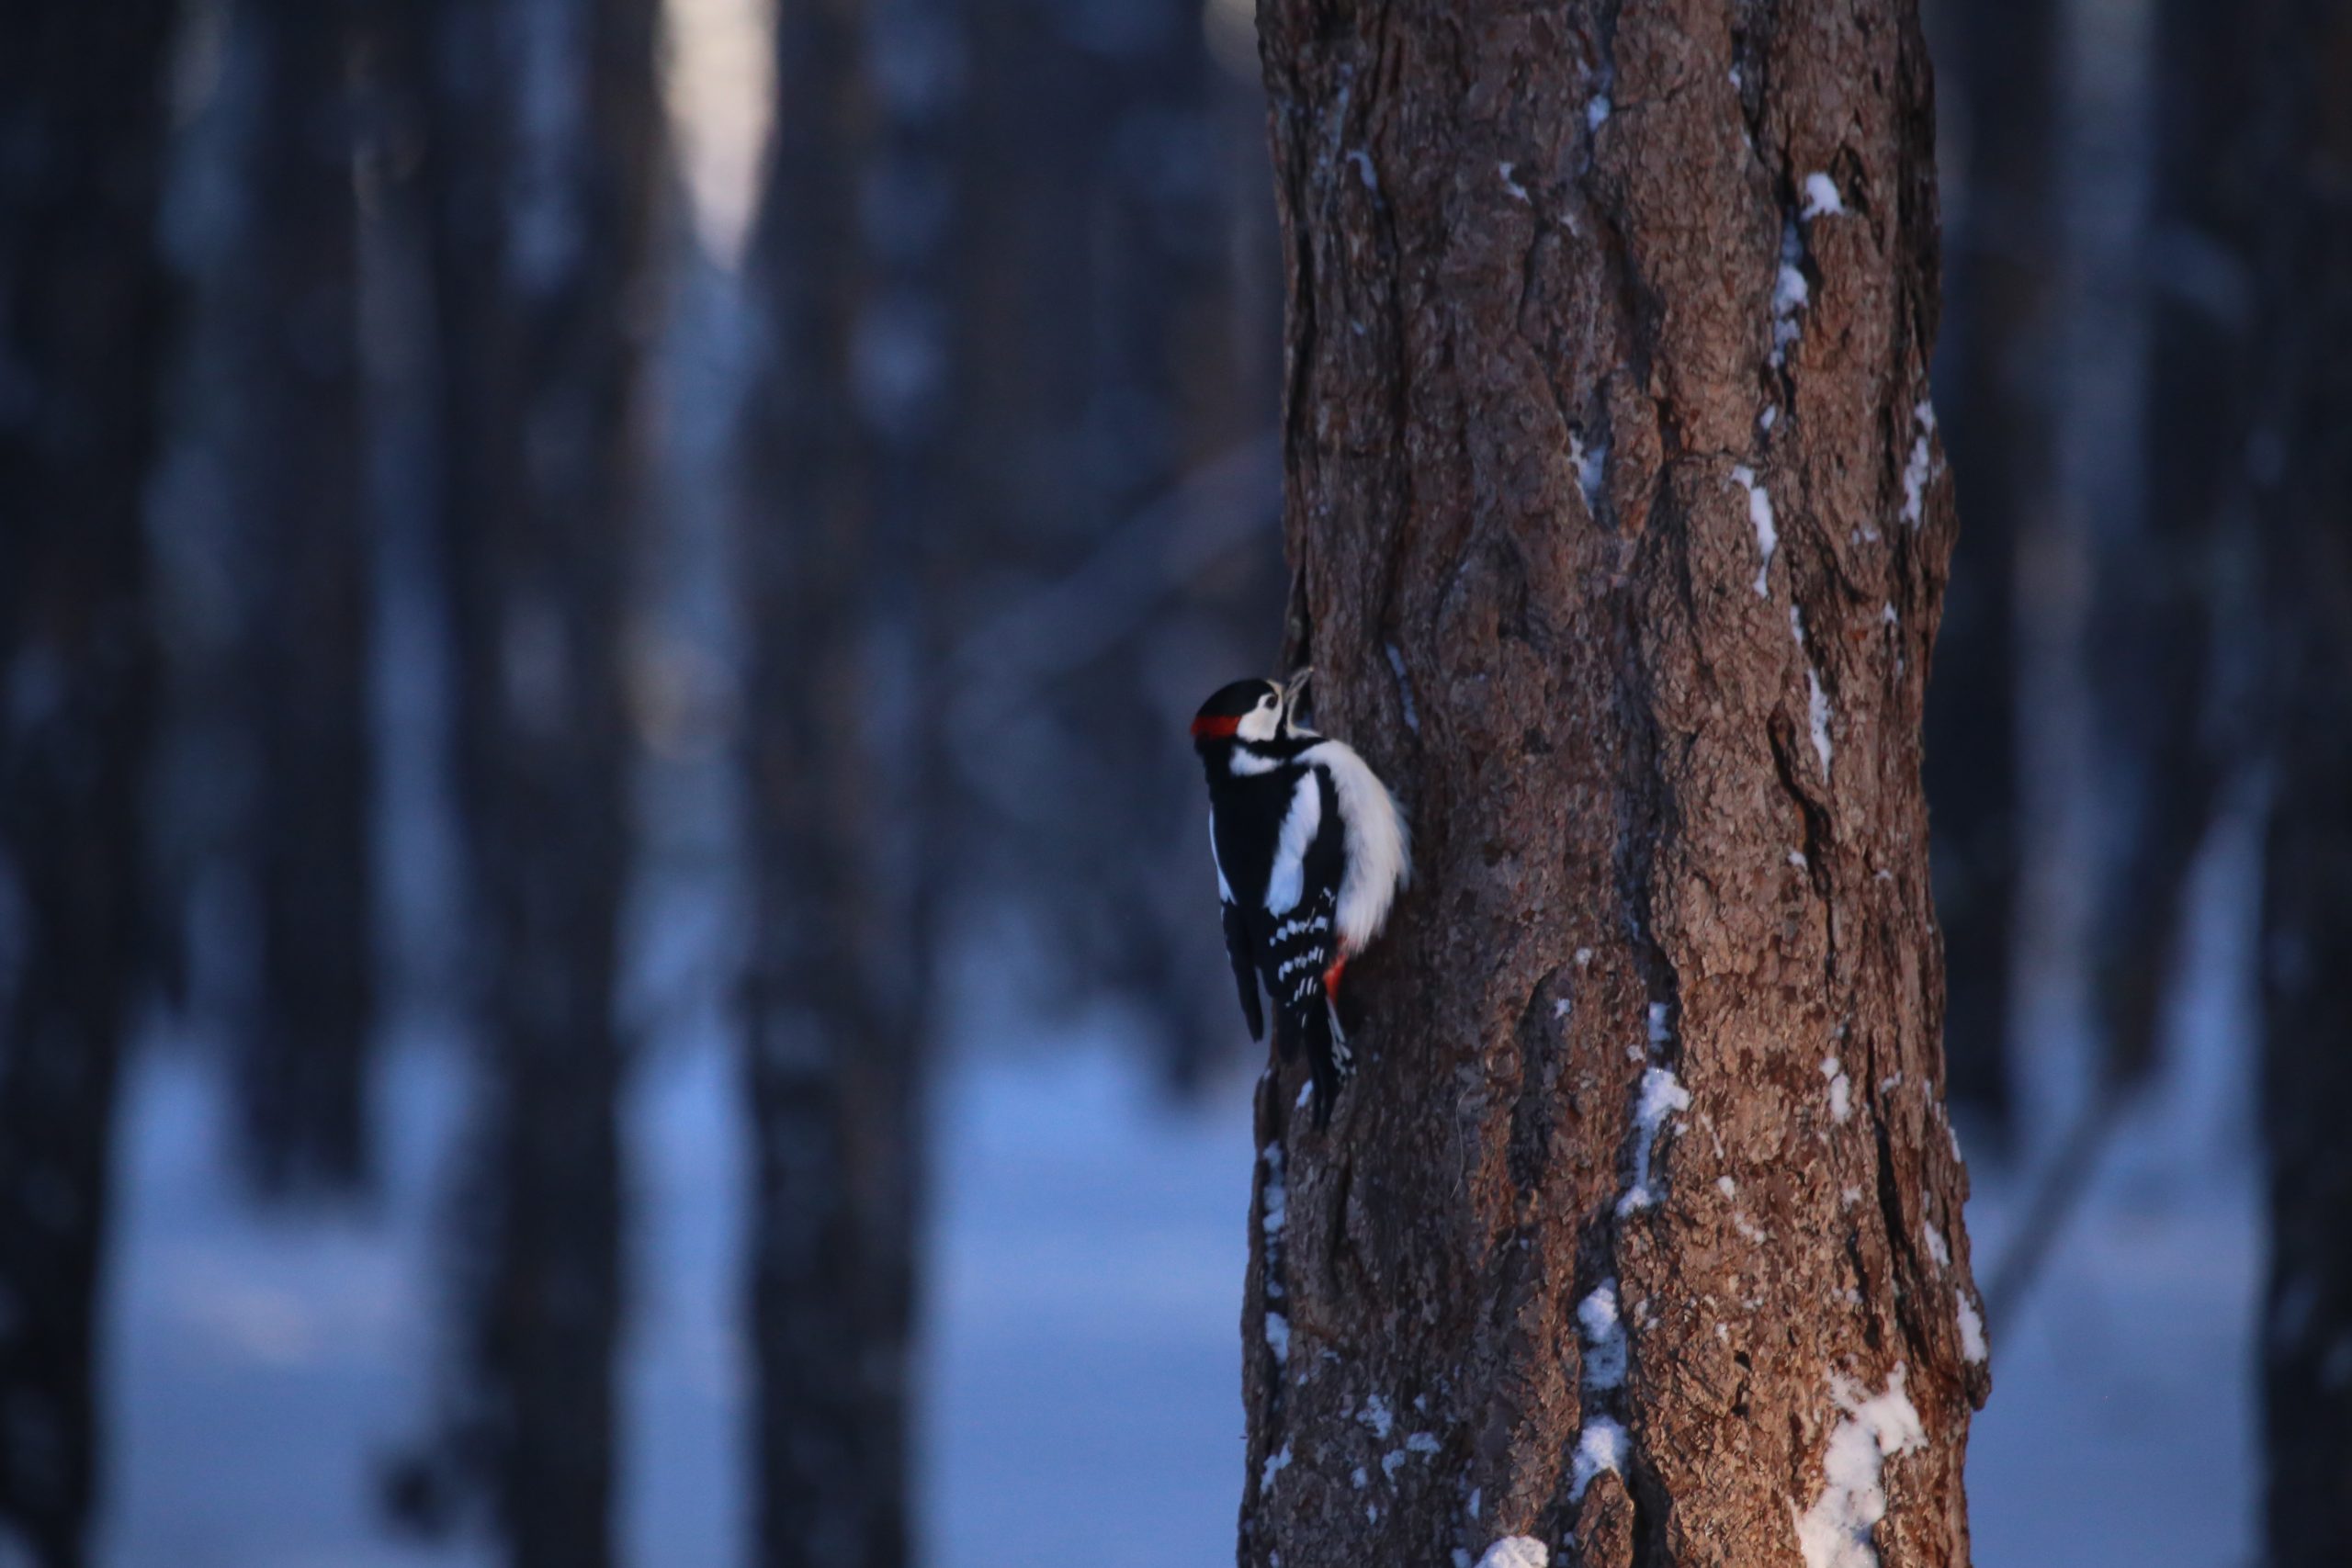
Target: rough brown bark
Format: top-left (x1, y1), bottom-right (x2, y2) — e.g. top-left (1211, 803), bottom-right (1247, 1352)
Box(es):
top-left (0, 3), bottom-right (178, 1562)
top-left (1921, 0), bottom-right (2058, 1129)
top-left (1242, 5), bottom-right (1986, 1565)
top-left (235, 0), bottom-right (379, 1199)
top-left (389, 1), bottom-right (662, 1562)
top-left (735, 0), bottom-right (925, 1562)
top-left (2256, 5), bottom-right (2352, 1562)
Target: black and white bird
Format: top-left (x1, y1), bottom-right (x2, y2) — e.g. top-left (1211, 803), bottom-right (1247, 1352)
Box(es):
top-left (1191, 671), bottom-right (1409, 1122)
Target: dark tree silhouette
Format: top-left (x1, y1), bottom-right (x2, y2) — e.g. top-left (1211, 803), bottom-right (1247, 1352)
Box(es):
top-left (2255, 5), bottom-right (2352, 1562)
top-left (948, 0), bottom-right (1278, 1085)
top-left (2087, 0), bottom-right (2267, 1094)
top-left (1241, 3), bottom-right (1987, 1562)
top-left (732, 0), bottom-right (944, 1557)
top-left (390, 2), bottom-right (662, 1563)
top-left (233, 0), bottom-right (379, 1199)
top-left (0, 3), bottom-right (179, 1562)
top-left (1924, 0), bottom-right (2060, 1130)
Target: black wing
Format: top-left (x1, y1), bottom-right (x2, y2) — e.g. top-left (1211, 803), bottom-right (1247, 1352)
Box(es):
top-left (1221, 896), bottom-right (1264, 1042)
top-left (1261, 769), bottom-right (1351, 1121)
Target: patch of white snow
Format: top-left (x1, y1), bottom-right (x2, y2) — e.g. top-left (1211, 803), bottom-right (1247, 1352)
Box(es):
top-left (1771, 219), bottom-right (1810, 366)
top-left (1578, 1280), bottom-right (1627, 1391)
top-left (1792, 1366), bottom-right (1927, 1568)
top-left (1568, 1416), bottom-right (1627, 1503)
top-left (1261, 1145), bottom-right (1288, 1238)
top-left (1476, 1538), bottom-right (1551, 1568)
top-left (1900, 403), bottom-right (1937, 526)
top-left (1731, 465), bottom-right (1777, 596)
top-left (1617, 1067), bottom-right (1692, 1216)
top-left (1807, 669), bottom-right (1833, 777)
top-left (1957, 1296), bottom-right (1987, 1364)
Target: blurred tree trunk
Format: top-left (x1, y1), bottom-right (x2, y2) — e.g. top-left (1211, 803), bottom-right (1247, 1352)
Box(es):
top-left (234, 0), bottom-right (379, 1199)
top-left (2088, 0), bottom-right (2267, 1089)
top-left (733, 0), bottom-right (933, 1560)
top-left (0, 3), bottom-right (178, 1562)
top-left (950, 0), bottom-right (1272, 1084)
top-left (2256, 4), bottom-right (2352, 1562)
top-left (1243, 5), bottom-right (1987, 1564)
top-left (1923, 0), bottom-right (2059, 1130)
top-left (391, 2), bottom-right (661, 1562)
top-left (1091, 0), bottom-right (1255, 1085)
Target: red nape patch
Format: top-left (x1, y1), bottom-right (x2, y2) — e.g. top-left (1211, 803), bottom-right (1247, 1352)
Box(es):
top-left (1190, 715), bottom-right (1242, 739)
top-left (1322, 957), bottom-right (1347, 998)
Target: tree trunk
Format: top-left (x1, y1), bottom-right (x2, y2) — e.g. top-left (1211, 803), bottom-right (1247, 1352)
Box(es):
top-left (1242, 6), bottom-right (1987, 1565)
top-left (391, 2), bottom-right (661, 1562)
top-left (2086, 0), bottom-right (2266, 1090)
top-left (2256, 5), bottom-right (2352, 1562)
top-left (0, 3), bottom-right (178, 1562)
top-left (234, 0), bottom-right (379, 1199)
top-left (1922, 0), bottom-right (2058, 1131)
top-left (735, 0), bottom-right (922, 1563)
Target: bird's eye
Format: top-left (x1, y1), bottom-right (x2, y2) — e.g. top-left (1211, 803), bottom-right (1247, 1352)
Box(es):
top-left (1261, 695), bottom-right (1275, 708)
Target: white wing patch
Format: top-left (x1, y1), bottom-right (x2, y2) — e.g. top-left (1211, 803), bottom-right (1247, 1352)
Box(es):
top-left (1209, 811), bottom-right (1233, 903)
top-left (1301, 739), bottom-right (1409, 953)
top-left (1262, 772), bottom-right (1322, 915)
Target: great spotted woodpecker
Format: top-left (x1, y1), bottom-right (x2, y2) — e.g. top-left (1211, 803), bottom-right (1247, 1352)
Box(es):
top-left (1192, 671), bottom-right (1409, 1122)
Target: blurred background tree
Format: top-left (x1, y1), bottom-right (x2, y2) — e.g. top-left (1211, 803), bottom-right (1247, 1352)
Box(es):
top-left (0, 6), bottom-right (179, 1563)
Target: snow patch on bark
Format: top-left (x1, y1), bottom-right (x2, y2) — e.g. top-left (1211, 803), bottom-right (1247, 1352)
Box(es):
top-left (1924, 1224), bottom-right (1950, 1269)
top-left (1822, 1056), bottom-right (1852, 1122)
top-left (1616, 1067), bottom-right (1690, 1216)
top-left (1731, 465), bottom-right (1776, 596)
top-left (1476, 1538), bottom-right (1550, 1568)
top-left (1385, 643), bottom-right (1420, 732)
top-left (1265, 1311), bottom-right (1290, 1363)
top-left (1261, 1144), bottom-right (1287, 1237)
top-left (1802, 173), bottom-right (1846, 217)
top-left (1570, 431), bottom-right (1610, 517)
top-left (1577, 1279), bottom-right (1626, 1391)
top-left (1260, 1441), bottom-right (1292, 1495)
top-left (1792, 1366), bottom-right (1927, 1568)
top-left (1568, 1416), bottom-right (1627, 1502)
top-left (1358, 1393), bottom-right (1394, 1438)
top-left (1771, 218), bottom-right (1810, 366)
top-left (1957, 1295), bottom-right (1987, 1363)
top-left (1807, 670), bottom-right (1834, 777)
top-left (1901, 403), bottom-right (1938, 526)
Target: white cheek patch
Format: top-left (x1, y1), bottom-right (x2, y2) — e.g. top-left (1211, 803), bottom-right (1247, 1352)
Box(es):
top-left (1238, 697), bottom-right (1283, 742)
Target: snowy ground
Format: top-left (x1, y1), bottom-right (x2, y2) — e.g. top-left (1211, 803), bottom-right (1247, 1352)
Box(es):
top-left (95, 1015), bottom-right (2256, 1568)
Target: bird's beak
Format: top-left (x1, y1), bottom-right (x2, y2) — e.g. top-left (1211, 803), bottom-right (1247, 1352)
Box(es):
top-left (1283, 667), bottom-right (1315, 711)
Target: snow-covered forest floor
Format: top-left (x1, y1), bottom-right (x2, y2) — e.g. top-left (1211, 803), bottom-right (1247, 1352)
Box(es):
top-left (96, 997), bottom-right (2259, 1568)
